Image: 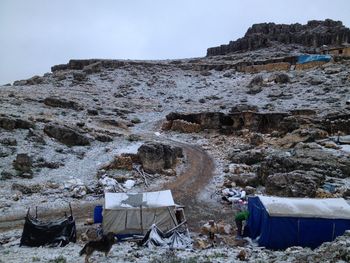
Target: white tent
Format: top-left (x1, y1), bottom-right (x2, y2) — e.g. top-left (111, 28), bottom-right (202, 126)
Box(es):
top-left (103, 190), bottom-right (178, 235)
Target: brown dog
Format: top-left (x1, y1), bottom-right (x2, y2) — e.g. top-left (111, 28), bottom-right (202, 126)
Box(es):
top-left (79, 232), bottom-right (116, 263)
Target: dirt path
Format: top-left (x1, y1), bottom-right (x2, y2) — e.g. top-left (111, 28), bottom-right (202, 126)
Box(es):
top-left (164, 141), bottom-right (233, 230)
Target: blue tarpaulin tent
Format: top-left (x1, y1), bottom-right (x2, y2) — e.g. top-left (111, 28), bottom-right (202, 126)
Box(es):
top-left (297, 54), bottom-right (331, 64)
top-left (247, 196), bottom-right (350, 249)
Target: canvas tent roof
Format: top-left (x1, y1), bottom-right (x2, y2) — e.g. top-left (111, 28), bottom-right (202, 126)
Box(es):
top-left (259, 196), bottom-right (350, 219)
top-left (103, 190), bottom-right (178, 235)
top-left (104, 190), bottom-right (175, 209)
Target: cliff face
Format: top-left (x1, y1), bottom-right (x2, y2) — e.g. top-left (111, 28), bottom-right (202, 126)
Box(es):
top-left (207, 19), bottom-right (350, 56)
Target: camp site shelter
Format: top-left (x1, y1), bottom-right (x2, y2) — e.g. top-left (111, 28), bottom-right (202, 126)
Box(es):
top-left (102, 190), bottom-right (182, 236)
top-left (247, 196), bottom-right (350, 249)
top-left (321, 44), bottom-right (350, 56)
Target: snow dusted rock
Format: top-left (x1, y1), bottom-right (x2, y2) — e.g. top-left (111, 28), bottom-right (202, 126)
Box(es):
top-left (123, 179), bottom-right (135, 189)
top-left (13, 153), bottom-right (32, 174)
top-left (43, 96), bottom-right (82, 110)
top-left (11, 183), bottom-right (41, 195)
top-left (44, 124), bottom-right (91, 146)
top-left (265, 170), bottom-right (323, 197)
top-left (137, 142), bottom-right (183, 174)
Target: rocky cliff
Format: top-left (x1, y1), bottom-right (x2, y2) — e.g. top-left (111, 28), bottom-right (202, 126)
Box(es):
top-left (207, 19), bottom-right (350, 56)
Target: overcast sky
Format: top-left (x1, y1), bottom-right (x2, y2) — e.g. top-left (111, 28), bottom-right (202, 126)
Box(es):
top-left (1, 0), bottom-right (350, 84)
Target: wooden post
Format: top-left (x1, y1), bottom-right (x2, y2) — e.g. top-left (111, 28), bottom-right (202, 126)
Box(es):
top-left (140, 205), bottom-right (143, 234)
top-left (167, 207), bottom-right (177, 225)
top-left (69, 203), bottom-right (73, 217)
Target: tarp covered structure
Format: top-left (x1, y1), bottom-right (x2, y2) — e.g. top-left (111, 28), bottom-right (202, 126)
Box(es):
top-left (297, 54), bottom-right (331, 64)
top-left (247, 196), bottom-right (350, 249)
top-left (103, 190), bottom-right (178, 235)
top-left (140, 224), bottom-right (191, 249)
top-left (20, 210), bottom-right (76, 247)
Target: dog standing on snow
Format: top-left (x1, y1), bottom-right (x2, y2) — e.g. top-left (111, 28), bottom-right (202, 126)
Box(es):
top-left (79, 232), bottom-right (116, 263)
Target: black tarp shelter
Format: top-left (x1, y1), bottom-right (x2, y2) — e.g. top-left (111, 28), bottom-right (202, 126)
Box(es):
top-left (20, 206), bottom-right (76, 247)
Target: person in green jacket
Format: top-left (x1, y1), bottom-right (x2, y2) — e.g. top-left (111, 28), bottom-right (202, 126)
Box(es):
top-left (235, 210), bottom-right (249, 237)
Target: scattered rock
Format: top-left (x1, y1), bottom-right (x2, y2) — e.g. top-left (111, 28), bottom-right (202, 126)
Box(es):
top-left (87, 109), bottom-right (99, 115)
top-left (229, 173), bottom-right (260, 187)
top-left (43, 97), bottom-right (82, 110)
top-left (249, 133), bottom-right (264, 146)
top-left (1, 170), bottom-right (14, 180)
top-left (13, 154), bottom-right (32, 173)
top-left (248, 75), bottom-right (263, 88)
top-left (170, 119), bottom-right (202, 133)
top-left (0, 117), bottom-right (34, 130)
top-left (230, 104), bottom-right (258, 113)
top-left (72, 71), bottom-right (87, 82)
top-left (0, 138), bottom-right (17, 146)
top-left (11, 183), bottom-right (41, 195)
top-left (229, 149), bottom-right (266, 165)
top-left (44, 124), bottom-right (90, 146)
top-left (95, 134), bottom-right (113, 142)
top-left (200, 70), bottom-right (212, 76)
top-left (273, 73), bottom-right (290, 83)
top-left (103, 155), bottom-right (133, 170)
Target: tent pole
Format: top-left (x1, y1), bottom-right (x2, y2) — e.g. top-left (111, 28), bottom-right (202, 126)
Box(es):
top-left (69, 203), bottom-right (73, 217)
top-left (167, 207), bottom-right (177, 225)
top-left (35, 206), bottom-right (38, 218)
top-left (140, 205), bottom-right (143, 234)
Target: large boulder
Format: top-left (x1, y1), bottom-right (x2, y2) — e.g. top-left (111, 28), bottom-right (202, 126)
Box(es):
top-left (258, 145), bottom-right (350, 183)
top-left (137, 142), bottom-right (183, 173)
top-left (229, 149), bottom-right (266, 165)
top-left (43, 97), bottom-right (82, 110)
top-left (0, 116), bottom-right (34, 130)
top-left (265, 170), bottom-right (325, 197)
top-left (44, 124), bottom-right (90, 146)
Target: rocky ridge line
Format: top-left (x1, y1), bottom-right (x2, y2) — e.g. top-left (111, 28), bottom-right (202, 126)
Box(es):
top-left (207, 19), bottom-right (350, 56)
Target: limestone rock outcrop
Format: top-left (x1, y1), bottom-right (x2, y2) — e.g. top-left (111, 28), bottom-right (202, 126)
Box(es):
top-left (207, 19), bottom-right (350, 56)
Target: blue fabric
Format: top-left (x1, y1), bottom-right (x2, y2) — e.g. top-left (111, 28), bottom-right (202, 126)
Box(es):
top-left (94, 205), bottom-right (103, 223)
top-left (247, 197), bottom-right (350, 249)
top-left (297, 54), bottom-right (331, 64)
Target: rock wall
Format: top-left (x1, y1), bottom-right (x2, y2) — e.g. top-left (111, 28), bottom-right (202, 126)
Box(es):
top-left (166, 111), bottom-right (290, 134)
top-left (207, 19), bottom-right (350, 56)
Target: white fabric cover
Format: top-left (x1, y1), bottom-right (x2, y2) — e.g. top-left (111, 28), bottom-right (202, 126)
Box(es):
top-left (258, 196), bottom-right (350, 219)
top-left (105, 190), bottom-right (175, 209)
top-left (103, 190), bottom-right (177, 234)
top-left (103, 207), bottom-right (176, 234)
